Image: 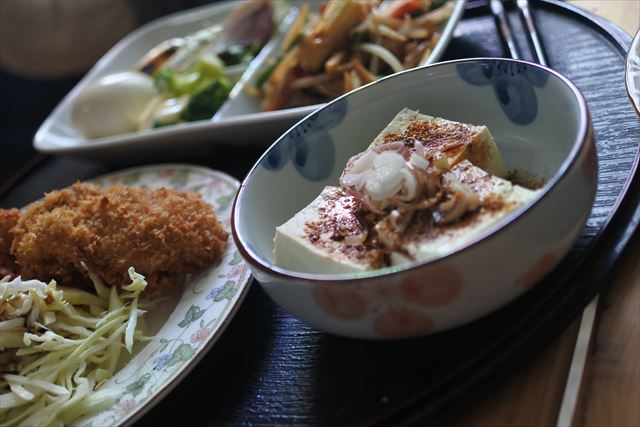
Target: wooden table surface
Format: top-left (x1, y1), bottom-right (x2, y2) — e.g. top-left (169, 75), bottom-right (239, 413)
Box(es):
top-left (450, 4), bottom-right (639, 426)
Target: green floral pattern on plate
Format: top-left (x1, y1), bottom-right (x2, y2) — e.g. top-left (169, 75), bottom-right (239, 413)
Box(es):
top-left (78, 164), bottom-right (251, 427)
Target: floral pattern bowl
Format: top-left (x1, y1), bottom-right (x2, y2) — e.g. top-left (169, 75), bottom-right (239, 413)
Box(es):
top-left (232, 58), bottom-right (596, 340)
top-left (74, 164), bottom-right (252, 426)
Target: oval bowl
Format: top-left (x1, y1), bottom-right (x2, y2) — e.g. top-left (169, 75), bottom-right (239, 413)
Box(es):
top-left (232, 58), bottom-right (597, 339)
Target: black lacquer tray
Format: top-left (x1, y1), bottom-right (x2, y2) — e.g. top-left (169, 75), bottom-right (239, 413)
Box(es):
top-left (1, 1), bottom-right (638, 425)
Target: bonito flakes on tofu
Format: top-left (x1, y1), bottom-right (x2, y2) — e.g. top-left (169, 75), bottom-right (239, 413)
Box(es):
top-left (274, 108), bottom-right (542, 274)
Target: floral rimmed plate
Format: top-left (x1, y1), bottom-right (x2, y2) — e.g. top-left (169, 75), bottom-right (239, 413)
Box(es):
top-left (72, 164), bottom-right (252, 427)
top-left (626, 29), bottom-right (640, 116)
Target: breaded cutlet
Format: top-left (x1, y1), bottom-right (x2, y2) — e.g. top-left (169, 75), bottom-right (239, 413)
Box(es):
top-left (10, 183), bottom-right (228, 289)
top-left (0, 209), bottom-right (20, 277)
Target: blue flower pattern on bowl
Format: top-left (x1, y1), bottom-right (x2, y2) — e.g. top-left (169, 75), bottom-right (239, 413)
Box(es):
top-left (260, 98), bottom-right (347, 181)
top-left (456, 60), bottom-right (548, 125)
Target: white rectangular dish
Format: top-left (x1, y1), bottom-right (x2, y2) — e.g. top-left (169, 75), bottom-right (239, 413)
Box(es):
top-left (34, 0), bottom-right (467, 160)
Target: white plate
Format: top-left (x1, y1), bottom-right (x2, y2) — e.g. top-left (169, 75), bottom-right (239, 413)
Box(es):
top-left (34, 0), bottom-right (467, 160)
top-left (64, 164), bottom-right (252, 427)
top-left (626, 29), bottom-right (640, 116)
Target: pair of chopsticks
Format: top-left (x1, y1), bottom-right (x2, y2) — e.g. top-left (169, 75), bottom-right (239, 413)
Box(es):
top-left (490, 0), bottom-right (549, 66)
top-left (491, 3), bottom-right (604, 426)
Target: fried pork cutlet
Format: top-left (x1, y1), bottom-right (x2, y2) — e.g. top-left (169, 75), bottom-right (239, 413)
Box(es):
top-left (10, 183), bottom-right (228, 290)
top-left (0, 209), bottom-right (20, 277)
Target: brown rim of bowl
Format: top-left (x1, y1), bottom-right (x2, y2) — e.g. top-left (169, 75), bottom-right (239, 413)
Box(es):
top-left (625, 30), bottom-right (640, 116)
top-left (231, 57), bottom-right (594, 284)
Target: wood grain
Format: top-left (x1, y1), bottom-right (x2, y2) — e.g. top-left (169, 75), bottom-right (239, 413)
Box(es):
top-left (568, 1), bottom-right (639, 35)
top-left (448, 318), bottom-right (581, 427)
top-left (565, 2), bottom-right (639, 426)
top-left (572, 234), bottom-right (640, 427)
top-left (429, 3), bottom-right (640, 427)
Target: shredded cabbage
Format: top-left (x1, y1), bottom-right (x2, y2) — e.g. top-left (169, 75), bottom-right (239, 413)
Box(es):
top-left (0, 269), bottom-right (150, 427)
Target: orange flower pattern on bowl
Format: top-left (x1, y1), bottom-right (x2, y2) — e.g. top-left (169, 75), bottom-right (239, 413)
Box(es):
top-left (312, 263), bottom-right (463, 338)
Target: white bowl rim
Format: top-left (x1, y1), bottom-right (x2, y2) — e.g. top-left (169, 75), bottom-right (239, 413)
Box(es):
top-left (232, 57), bottom-right (594, 283)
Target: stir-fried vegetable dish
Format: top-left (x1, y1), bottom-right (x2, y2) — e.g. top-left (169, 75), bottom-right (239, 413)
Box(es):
top-left (136, 0), bottom-right (275, 129)
top-left (72, 0), bottom-right (276, 138)
top-left (256, 0), bottom-right (454, 111)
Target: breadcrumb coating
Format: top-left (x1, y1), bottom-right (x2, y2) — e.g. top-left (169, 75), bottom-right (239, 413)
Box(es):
top-left (0, 208), bottom-right (20, 277)
top-left (10, 183), bottom-right (228, 289)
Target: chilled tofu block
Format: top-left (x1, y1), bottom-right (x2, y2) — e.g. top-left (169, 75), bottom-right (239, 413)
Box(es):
top-left (396, 160), bottom-right (541, 264)
top-left (273, 108), bottom-right (539, 275)
top-left (370, 108), bottom-right (508, 177)
top-left (274, 186), bottom-right (380, 274)
top-left (274, 161), bottom-right (540, 274)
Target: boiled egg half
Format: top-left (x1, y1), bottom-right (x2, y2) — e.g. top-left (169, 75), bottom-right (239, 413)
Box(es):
top-left (72, 71), bottom-right (156, 139)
